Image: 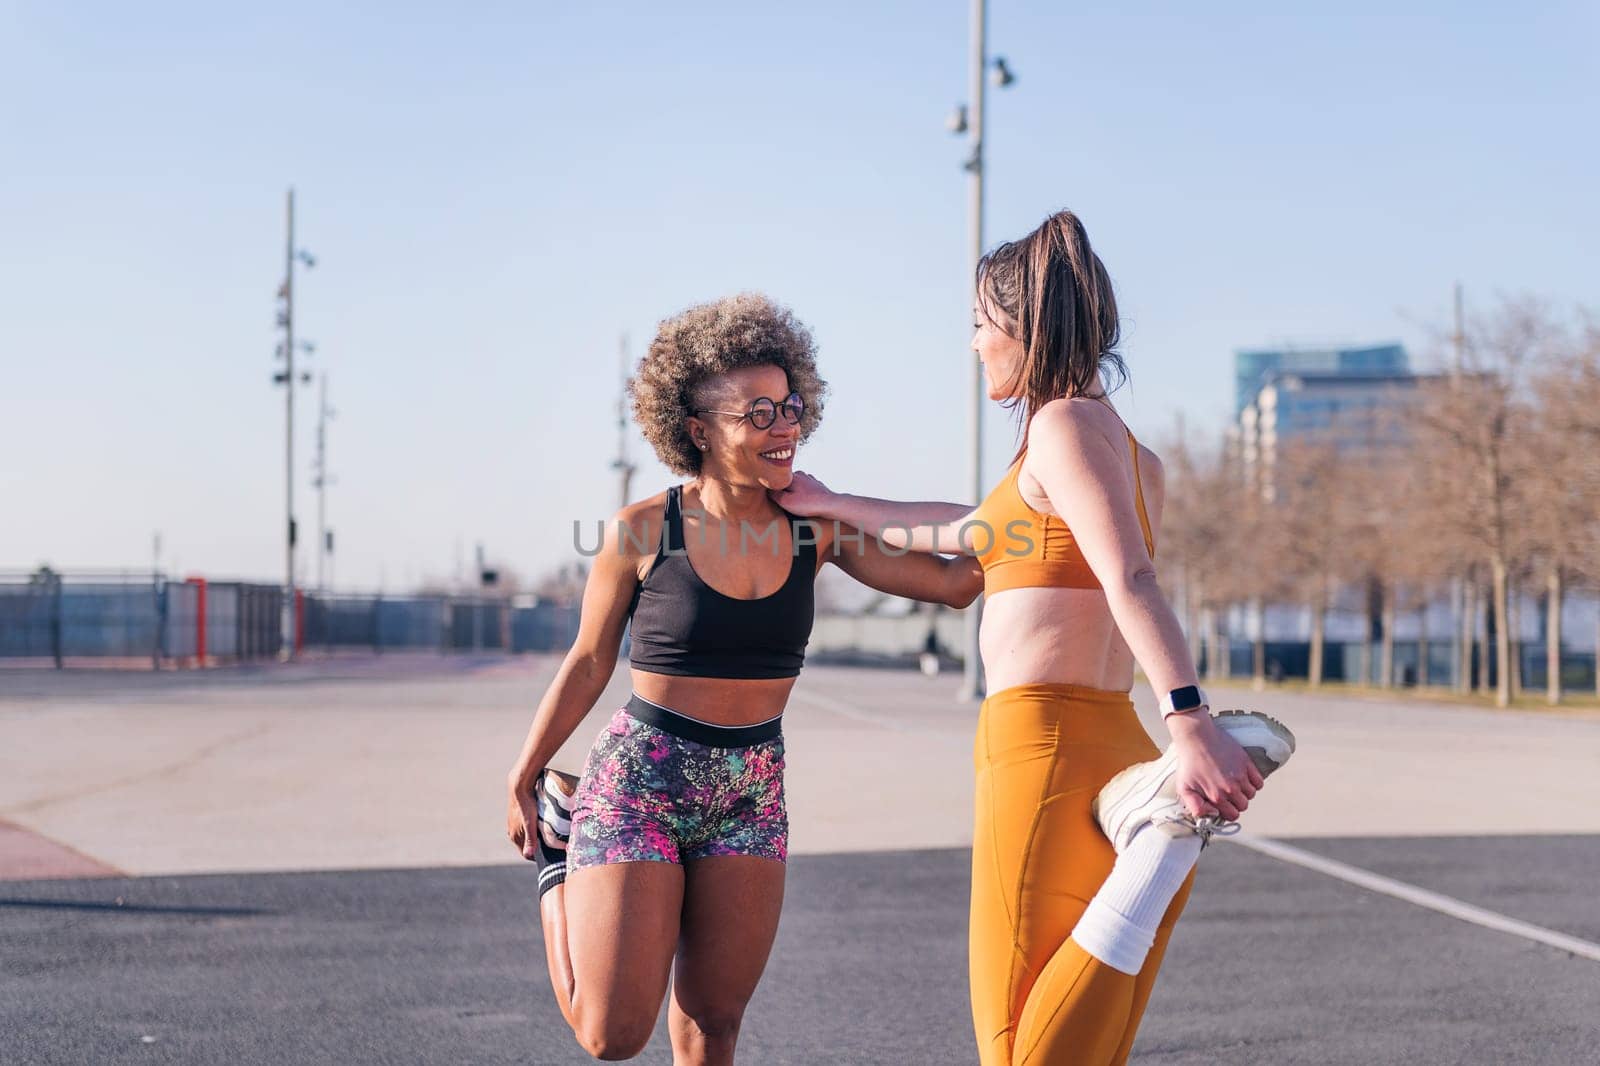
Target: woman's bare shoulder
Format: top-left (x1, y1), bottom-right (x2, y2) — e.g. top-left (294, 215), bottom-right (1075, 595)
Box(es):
top-left (605, 490), bottom-right (672, 562)
top-left (1028, 398), bottom-right (1131, 456)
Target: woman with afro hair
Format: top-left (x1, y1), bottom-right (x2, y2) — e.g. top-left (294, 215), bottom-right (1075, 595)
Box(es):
top-left (506, 292), bottom-right (982, 1065)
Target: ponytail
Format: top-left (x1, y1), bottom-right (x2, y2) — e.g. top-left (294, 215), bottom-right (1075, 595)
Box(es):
top-left (978, 210), bottom-right (1125, 459)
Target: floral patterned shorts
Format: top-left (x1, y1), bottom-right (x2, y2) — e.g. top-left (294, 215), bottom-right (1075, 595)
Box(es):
top-left (566, 698), bottom-right (788, 870)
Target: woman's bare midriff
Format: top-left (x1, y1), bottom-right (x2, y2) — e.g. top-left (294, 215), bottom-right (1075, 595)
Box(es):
top-left (979, 586), bottom-right (1137, 694)
top-left (631, 670), bottom-right (797, 725)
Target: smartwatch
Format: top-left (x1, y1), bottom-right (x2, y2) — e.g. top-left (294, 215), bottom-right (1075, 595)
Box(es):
top-left (1159, 685), bottom-right (1208, 718)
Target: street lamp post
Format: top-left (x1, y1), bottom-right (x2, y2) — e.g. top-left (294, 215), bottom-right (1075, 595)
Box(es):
top-left (313, 372), bottom-right (337, 594)
top-left (274, 188), bottom-right (315, 657)
top-left (611, 334), bottom-right (636, 510)
top-left (950, 0), bottom-right (1015, 701)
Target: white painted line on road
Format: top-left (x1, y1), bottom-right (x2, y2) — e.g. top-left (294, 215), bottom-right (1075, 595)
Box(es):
top-left (795, 686), bottom-right (1600, 964)
top-left (1234, 834), bottom-right (1600, 964)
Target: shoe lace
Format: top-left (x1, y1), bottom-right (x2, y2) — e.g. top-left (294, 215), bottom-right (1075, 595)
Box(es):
top-left (1149, 810), bottom-right (1243, 848)
top-left (1190, 815), bottom-right (1241, 847)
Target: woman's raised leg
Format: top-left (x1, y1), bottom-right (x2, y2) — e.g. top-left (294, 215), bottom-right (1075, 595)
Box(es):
top-left (552, 861), bottom-right (685, 1060)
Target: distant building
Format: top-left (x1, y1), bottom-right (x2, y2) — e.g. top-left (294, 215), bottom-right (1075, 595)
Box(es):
top-left (1234, 343), bottom-right (1409, 417)
top-left (1230, 344), bottom-right (1424, 498)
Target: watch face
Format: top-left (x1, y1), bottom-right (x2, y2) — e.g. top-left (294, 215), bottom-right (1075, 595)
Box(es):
top-left (1169, 685), bottom-right (1203, 711)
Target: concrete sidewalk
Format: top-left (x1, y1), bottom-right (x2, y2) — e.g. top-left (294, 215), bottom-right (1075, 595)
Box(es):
top-left (5, 657), bottom-right (1600, 878)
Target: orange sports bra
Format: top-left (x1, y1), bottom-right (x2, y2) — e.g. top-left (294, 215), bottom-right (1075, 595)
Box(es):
top-left (968, 432), bottom-right (1154, 593)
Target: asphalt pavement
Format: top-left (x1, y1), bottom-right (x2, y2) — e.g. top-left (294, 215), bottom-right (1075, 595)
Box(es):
top-left (5, 837), bottom-right (1600, 1065)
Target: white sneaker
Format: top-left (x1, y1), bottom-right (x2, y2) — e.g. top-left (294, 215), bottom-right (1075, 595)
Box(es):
top-left (1092, 710), bottom-right (1297, 852)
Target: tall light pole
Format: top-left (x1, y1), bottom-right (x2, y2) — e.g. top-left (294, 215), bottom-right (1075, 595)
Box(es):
top-left (274, 188), bottom-right (315, 656)
top-left (611, 333), bottom-right (636, 510)
top-left (313, 372), bottom-right (337, 594)
top-left (949, 1), bottom-right (1015, 701)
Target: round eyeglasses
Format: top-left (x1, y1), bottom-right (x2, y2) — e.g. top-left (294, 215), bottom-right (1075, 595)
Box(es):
top-left (694, 391), bottom-right (805, 431)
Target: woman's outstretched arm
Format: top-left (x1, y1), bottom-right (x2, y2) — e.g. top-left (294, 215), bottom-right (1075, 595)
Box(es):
top-left (773, 472), bottom-right (981, 556)
top-left (820, 524), bottom-right (984, 608)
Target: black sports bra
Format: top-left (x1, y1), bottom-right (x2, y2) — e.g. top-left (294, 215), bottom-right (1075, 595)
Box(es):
top-left (627, 486), bottom-right (817, 680)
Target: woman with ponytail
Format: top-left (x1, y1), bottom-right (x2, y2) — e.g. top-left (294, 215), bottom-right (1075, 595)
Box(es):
top-left (775, 211), bottom-right (1296, 1065)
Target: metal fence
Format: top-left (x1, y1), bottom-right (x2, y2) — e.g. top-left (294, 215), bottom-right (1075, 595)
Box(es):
top-left (17, 566), bottom-right (1591, 694)
top-left (300, 595), bottom-right (579, 654)
top-left (1, 570), bottom-right (583, 667)
top-left (301, 595), bottom-right (447, 651)
top-left (0, 571), bottom-right (285, 667)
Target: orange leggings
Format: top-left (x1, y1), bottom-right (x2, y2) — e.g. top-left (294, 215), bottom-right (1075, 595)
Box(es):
top-left (970, 683), bottom-right (1194, 1066)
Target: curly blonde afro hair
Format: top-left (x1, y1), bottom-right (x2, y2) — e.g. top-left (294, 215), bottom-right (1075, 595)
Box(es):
top-left (629, 293), bottom-right (828, 476)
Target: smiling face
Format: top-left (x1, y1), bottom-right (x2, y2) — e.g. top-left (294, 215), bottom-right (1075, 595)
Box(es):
top-left (686, 364), bottom-right (802, 491)
top-left (972, 292), bottom-right (1026, 402)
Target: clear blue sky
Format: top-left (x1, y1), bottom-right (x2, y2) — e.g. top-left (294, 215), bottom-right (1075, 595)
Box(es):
top-left (4, 2), bottom-right (1596, 589)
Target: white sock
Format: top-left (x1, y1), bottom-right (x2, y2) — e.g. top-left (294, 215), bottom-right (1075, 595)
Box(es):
top-left (1070, 827), bottom-right (1204, 975)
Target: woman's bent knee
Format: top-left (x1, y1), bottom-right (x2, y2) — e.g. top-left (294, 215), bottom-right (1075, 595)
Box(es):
top-left (576, 1029), bottom-right (650, 1061)
top-left (575, 1016), bottom-right (653, 1061)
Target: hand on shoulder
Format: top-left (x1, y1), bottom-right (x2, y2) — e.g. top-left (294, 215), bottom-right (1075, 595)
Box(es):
top-left (769, 470), bottom-right (837, 518)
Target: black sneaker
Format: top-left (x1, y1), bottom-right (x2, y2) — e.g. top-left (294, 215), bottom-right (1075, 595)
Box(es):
top-left (534, 769), bottom-right (579, 900)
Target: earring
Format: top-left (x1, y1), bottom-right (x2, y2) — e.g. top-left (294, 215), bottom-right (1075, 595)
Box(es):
top-left (698, 442), bottom-right (708, 450)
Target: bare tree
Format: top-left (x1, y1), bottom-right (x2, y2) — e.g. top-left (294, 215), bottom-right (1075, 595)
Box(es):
top-left (1156, 428), bottom-right (1237, 679)
top-left (1267, 439), bottom-right (1370, 688)
top-left (1188, 455), bottom-right (1286, 690)
top-left (1411, 298), bottom-right (1562, 706)
top-left (1360, 411), bottom-right (1458, 690)
top-left (1336, 442), bottom-right (1397, 689)
top-left (1528, 321), bottom-right (1600, 702)
top-left (1236, 481), bottom-right (1293, 690)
